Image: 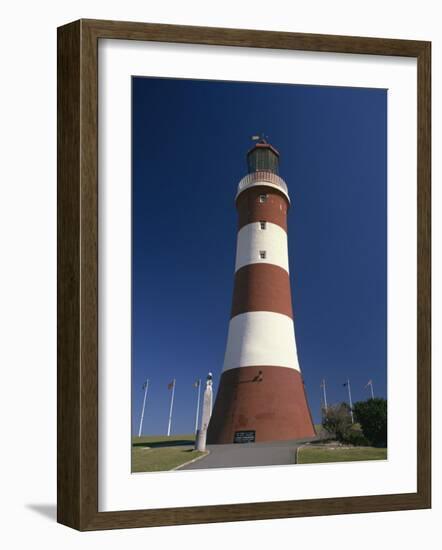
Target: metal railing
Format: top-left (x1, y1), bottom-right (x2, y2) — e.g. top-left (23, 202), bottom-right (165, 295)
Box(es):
top-left (236, 170), bottom-right (289, 199)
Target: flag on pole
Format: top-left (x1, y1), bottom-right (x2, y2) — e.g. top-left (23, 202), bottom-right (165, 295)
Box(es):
top-left (168, 380), bottom-right (175, 390)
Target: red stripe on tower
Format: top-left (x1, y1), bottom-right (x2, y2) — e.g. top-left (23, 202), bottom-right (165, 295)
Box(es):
top-left (207, 138), bottom-right (315, 444)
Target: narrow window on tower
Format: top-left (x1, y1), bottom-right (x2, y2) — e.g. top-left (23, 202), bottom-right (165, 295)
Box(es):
top-left (259, 194), bottom-right (267, 203)
top-left (260, 221), bottom-right (266, 230)
top-left (259, 250), bottom-right (267, 259)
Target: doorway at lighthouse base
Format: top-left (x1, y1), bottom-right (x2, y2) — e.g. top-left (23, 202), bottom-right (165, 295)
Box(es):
top-left (207, 366), bottom-right (316, 444)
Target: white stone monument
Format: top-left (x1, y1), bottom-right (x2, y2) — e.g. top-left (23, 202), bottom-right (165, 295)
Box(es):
top-left (195, 372), bottom-right (213, 452)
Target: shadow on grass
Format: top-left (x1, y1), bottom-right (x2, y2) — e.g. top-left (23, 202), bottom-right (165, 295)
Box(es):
top-left (309, 437), bottom-right (336, 445)
top-left (133, 439), bottom-right (195, 449)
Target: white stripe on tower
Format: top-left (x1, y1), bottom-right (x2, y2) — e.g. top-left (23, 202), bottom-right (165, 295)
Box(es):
top-left (235, 222), bottom-right (289, 273)
top-left (223, 311), bottom-right (300, 372)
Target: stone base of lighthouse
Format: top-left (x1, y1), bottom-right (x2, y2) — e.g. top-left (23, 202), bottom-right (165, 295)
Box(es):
top-left (207, 366), bottom-right (316, 444)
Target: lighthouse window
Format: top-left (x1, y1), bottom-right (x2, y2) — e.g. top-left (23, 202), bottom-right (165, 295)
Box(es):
top-left (259, 194), bottom-right (267, 203)
top-left (260, 221), bottom-right (266, 230)
top-left (259, 250), bottom-right (267, 259)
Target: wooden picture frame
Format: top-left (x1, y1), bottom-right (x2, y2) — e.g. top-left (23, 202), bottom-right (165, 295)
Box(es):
top-left (57, 18), bottom-right (431, 531)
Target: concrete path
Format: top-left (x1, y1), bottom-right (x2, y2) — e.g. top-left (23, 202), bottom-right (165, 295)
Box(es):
top-left (181, 437), bottom-right (317, 470)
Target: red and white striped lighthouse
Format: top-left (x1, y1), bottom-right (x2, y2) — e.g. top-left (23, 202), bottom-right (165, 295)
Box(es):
top-left (207, 138), bottom-right (315, 444)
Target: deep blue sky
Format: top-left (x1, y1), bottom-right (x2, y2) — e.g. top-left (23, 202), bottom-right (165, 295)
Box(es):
top-left (131, 77), bottom-right (387, 435)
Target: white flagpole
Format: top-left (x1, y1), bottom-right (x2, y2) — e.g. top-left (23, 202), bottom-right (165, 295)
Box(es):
top-left (194, 380), bottom-right (201, 434)
top-left (347, 378), bottom-right (354, 423)
top-left (138, 379), bottom-right (149, 438)
top-left (365, 380), bottom-right (375, 399)
top-left (322, 379), bottom-right (328, 411)
top-left (167, 379), bottom-right (176, 437)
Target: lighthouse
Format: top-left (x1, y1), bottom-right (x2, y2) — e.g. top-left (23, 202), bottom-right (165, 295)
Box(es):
top-left (207, 138), bottom-right (316, 444)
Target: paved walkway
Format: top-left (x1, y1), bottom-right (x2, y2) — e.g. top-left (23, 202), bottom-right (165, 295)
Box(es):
top-left (181, 437), bottom-right (317, 470)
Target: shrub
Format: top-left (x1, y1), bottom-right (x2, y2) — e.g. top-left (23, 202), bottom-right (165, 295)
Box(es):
top-left (322, 402), bottom-right (353, 442)
top-left (344, 429), bottom-right (370, 447)
top-left (353, 398), bottom-right (387, 447)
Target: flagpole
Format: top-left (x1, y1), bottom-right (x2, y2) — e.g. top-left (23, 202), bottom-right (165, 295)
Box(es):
top-left (365, 379), bottom-right (375, 399)
top-left (322, 379), bottom-right (328, 411)
top-left (347, 378), bottom-right (354, 423)
top-left (138, 379), bottom-right (149, 438)
top-left (194, 379), bottom-right (201, 434)
top-left (167, 379), bottom-right (176, 437)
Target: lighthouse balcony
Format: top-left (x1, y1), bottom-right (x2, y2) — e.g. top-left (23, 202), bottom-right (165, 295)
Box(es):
top-left (236, 171), bottom-right (290, 203)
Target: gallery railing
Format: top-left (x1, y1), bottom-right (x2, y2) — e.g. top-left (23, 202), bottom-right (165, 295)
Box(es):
top-left (236, 170), bottom-right (290, 201)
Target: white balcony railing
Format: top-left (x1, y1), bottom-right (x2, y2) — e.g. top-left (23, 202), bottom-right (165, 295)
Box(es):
top-left (236, 171), bottom-right (290, 202)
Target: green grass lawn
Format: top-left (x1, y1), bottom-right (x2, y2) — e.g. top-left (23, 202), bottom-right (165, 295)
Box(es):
top-left (132, 434), bottom-right (207, 472)
top-left (298, 445), bottom-right (387, 464)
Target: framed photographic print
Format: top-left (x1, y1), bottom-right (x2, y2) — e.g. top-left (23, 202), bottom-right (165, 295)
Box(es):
top-left (57, 19), bottom-right (431, 530)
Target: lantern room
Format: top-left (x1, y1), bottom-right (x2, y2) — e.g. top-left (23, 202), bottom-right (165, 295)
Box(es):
top-left (247, 139), bottom-right (280, 174)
